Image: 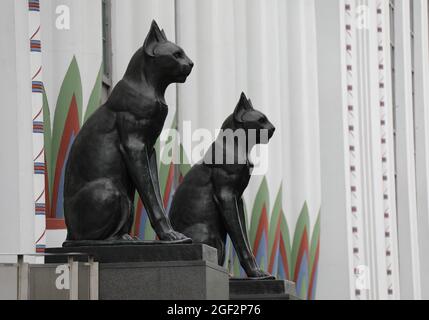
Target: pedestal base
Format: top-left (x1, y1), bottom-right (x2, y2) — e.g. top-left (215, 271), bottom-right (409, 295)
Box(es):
top-left (46, 244), bottom-right (229, 300)
top-left (100, 261), bottom-right (228, 300)
top-left (229, 279), bottom-right (298, 300)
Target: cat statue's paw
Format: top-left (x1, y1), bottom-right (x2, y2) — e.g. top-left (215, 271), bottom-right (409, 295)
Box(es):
top-left (159, 229), bottom-right (192, 244)
top-left (121, 234), bottom-right (136, 241)
top-left (247, 269), bottom-right (276, 280)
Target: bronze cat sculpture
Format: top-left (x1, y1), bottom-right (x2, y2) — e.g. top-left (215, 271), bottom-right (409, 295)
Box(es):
top-left (170, 93), bottom-right (276, 279)
top-left (63, 21), bottom-right (193, 245)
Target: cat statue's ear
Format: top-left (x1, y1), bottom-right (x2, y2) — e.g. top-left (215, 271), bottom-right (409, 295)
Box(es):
top-left (143, 20), bottom-right (168, 56)
top-left (234, 92), bottom-right (253, 123)
top-left (161, 29), bottom-right (167, 39)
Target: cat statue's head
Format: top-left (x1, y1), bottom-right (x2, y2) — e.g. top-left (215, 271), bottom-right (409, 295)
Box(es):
top-left (142, 20), bottom-right (194, 83)
top-left (124, 20), bottom-right (193, 85)
top-left (230, 92), bottom-right (276, 145)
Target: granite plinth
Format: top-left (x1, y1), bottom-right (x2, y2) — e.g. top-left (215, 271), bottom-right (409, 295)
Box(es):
top-left (99, 260), bottom-right (229, 300)
top-left (229, 279), bottom-right (298, 300)
top-left (45, 243), bottom-right (218, 264)
top-left (46, 244), bottom-right (229, 300)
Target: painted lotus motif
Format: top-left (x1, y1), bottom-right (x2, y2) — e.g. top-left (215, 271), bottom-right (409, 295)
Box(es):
top-left (44, 57), bottom-right (102, 222)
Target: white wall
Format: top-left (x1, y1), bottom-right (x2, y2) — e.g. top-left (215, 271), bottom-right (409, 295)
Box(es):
top-left (0, 0), bottom-right (35, 256)
top-left (393, 0), bottom-right (422, 300)
top-left (315, 0), bottom-right (353, 300)
top-left (413, 0), bottom-right (429, 300)
top-left (41, 0), bottom-right (103, 246)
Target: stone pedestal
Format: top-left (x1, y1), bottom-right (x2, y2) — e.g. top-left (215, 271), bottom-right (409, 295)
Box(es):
top-left (100, 260), bottom-right (227, 300)
top-left (45, 243), bottom-right (218, 264)
top-left (46, 244), bottom-right (229, 300)
top-left (229, 279), bottom-right (298, 300)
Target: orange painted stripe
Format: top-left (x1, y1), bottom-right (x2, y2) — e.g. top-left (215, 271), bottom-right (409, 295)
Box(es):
top-left (308, 239), bottom-right (320, 300)
top-left (268, 214), bottom-right (282, 273)
top-left (163, 163), bottom-right (174, 208)
top-left (279, 233), bottom-right (290, 279)
top-left (293, 229), bottom-right (309, 282)
top-left (46, 218), bottom-right (66, 230)
top-left (253, 205), bottom-right (269, 257)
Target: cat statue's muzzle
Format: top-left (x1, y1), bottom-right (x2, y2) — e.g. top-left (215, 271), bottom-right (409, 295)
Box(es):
top-left (177, 62), bottom-right (194, 83)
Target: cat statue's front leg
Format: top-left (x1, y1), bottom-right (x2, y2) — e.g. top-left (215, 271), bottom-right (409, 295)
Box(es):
top-left (236, 197), bottom-right (274, 279)
top-left (117, 113), bottom-right (191, 243)
top-left (213, 182), bottom-right (274, 279)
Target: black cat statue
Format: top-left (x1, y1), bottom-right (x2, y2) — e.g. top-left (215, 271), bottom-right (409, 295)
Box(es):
top-left (170, 93), bottom-right (276, 279)
top-left (63, 20), bottom-right (193, 246)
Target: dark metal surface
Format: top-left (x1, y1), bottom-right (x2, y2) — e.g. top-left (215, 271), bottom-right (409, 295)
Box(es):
top-left (63, 20), bottom-right (193, 244)
top-left (170, 93), bottom-right (276, 279)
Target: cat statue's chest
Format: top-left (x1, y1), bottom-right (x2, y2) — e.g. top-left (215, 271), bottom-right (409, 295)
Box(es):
top-left (226, 163), bottom-right (253, 196)
top-left (142, 101), bottom-right (168, 127)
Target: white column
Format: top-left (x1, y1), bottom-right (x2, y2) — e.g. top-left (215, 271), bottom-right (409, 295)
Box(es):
top-left (317, 0), bottom-right (426, 300)
top-left (353, 0), bottom-right (400, 300)
top-left (0, 0), bottom-right (35, 256)
top-left (393, 0), bottom-right (421, 300)
top-left (315, 0), bottom-right (355, 299)
top-left (374, 0), bottom-right (401, 299)
top-left (355, 0), bottom-right (384, 300)
top-left (412, 0), bottom-right (429, 299)
top-left (28, 0), bottom-right (47, 254)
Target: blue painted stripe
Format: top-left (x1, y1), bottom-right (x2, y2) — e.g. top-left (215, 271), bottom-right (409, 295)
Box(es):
top-left (34, 162), bottom-right (45, 175)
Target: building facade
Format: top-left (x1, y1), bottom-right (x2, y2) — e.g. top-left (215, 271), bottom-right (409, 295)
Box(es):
top-left (0, 0), bottom-right (428, 300)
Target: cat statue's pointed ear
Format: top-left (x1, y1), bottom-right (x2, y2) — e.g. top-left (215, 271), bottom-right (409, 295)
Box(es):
top-left (161, 29), bottom-right (167, 39)
top-left (143, 20), bottom-right (168, 56)
top-left (234, 92), bottom-right (253, 123)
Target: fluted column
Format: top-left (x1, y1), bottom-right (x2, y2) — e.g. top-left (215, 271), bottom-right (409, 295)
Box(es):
top-left (393, 0), bottom-right (422, 300)
top-left (409, 0), bottom-right (429, 300)
top-left (0, 0), bottom-right (36, 256)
